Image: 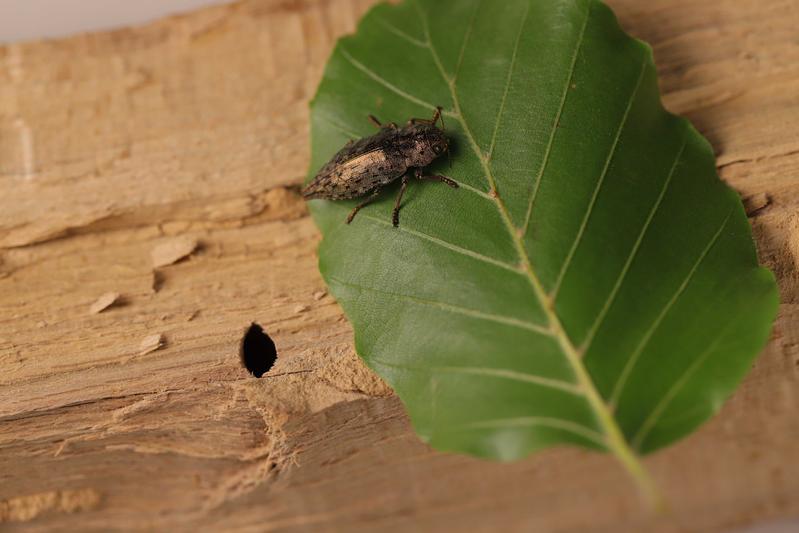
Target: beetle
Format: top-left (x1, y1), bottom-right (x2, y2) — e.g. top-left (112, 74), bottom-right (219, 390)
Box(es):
top-left (302, 107), bottom-right (458, 227)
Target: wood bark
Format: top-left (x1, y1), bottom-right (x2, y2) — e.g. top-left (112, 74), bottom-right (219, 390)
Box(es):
top-left (1, 0), bottom-right (799, 531)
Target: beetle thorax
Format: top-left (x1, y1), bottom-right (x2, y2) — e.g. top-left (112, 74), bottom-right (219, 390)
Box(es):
top-left (402, 125), bottom-right (448, 168)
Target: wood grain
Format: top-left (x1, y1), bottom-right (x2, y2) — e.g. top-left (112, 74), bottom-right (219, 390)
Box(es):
top-left (1, 0), bottom-right (798, 531)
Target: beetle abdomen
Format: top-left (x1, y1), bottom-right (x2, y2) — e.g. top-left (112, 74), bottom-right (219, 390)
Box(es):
top-left (303, 148), bottom-right (406, 200)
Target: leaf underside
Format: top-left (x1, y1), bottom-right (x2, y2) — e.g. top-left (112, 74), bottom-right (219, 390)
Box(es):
top-left (307, 0), bottom-right (778, 464)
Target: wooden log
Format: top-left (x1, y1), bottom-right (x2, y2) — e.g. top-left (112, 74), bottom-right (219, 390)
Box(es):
top-left (1, 0), bottom-right (799, 530)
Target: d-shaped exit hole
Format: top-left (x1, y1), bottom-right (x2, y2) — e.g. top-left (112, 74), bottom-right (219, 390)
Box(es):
top-left (240, 323), bottom-right (277, 378)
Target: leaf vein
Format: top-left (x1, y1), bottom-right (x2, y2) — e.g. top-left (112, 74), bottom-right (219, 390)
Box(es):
top-left (360, 214), bottom-right (523, 273)
top-left (331, 277), bottom-right (550, 335)
top-left (372, 360), bottom-right (581, 395)
top-left (340, 48), bottom-right (442, 114)
top-left (453, 0), bottom-right (481, 85)
top-left (436, 367), bottom-right (581, 394)
top-left (631, 318), bottom-right (735, 450)
top-left (609, 209), bottom-right (734, 407)
top-left (317, 114), bottom-right (362, 140)
top-left (487, 2), bottom-right (531, 161)
top-left (521, 3), bottom-right (592, 235)
top-left (580, 134), bottom-right (688, 354)
top-left (378, 19), bottom-right (429, 48)
top-left (550, 58), bottom-right (649, 301)
top-left (451, 181), bottom-right (494, 200)
top-left (453, 417), bottom-right (607, 447)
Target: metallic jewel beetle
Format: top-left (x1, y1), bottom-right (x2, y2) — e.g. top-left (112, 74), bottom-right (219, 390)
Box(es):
top-left (302, 107), bottom-right (458, 227)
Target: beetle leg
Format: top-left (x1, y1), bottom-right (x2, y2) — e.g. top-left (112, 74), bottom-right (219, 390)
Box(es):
top-left (408, 106), bottom-right (444, 129)
top-left (368, 115), bottom-right (398, 130)
top-left (346, 189), bottom-right (381, 225)
top-left (420, 174), bottom-right (459, 189)
top-left (392, 174), bottom-right (411, 227)
top-left (414, 168), bottom-right (459, 189)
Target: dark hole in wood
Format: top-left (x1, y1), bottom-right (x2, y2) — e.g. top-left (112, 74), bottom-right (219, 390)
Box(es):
top-left (240, 323), bottom-right (277, 378)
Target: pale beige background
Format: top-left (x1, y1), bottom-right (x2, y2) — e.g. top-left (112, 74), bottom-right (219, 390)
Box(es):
top-left (0, 0), bottom-right (230, 43)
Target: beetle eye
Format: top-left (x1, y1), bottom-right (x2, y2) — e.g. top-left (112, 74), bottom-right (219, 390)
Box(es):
top-left (434, 145), bottom-right (443, 154)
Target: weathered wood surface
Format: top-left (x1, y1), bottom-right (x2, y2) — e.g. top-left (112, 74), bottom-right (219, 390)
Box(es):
top-left (1, 0), bottom-right (799, 531)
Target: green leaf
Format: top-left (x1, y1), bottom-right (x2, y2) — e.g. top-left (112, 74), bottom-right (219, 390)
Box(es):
top-left (306, 0), bottom-right (778, 501)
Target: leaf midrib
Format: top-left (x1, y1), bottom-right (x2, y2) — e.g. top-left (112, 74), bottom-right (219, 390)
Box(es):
top-left (410, 0), bottom-right (660, 498)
